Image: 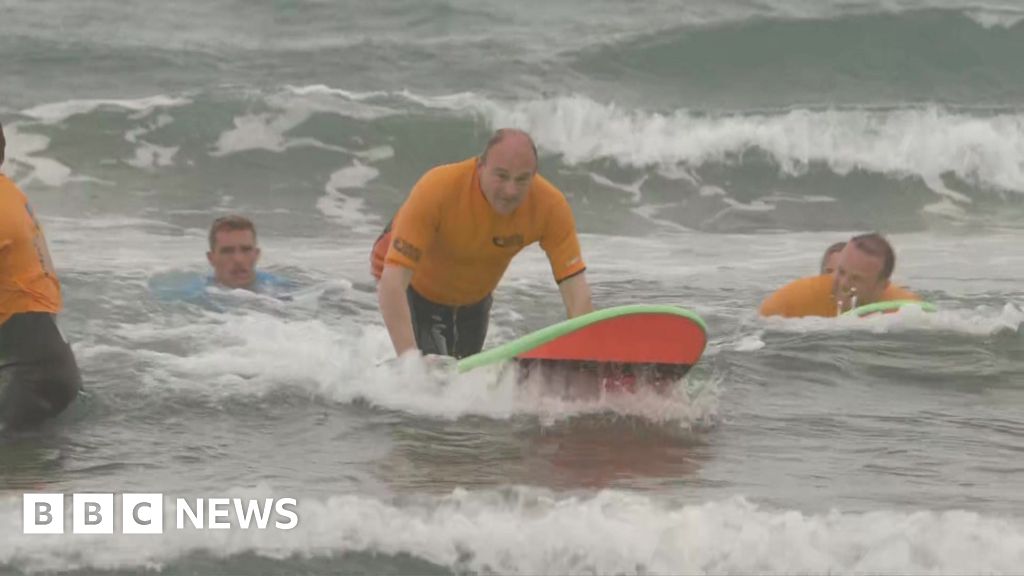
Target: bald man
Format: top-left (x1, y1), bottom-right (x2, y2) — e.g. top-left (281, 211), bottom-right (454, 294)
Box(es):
top-left (371, 129), bottom-right (594, 358)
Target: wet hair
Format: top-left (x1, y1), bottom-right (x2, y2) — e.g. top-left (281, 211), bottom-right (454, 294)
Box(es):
top-left (0, 121), bottom-right (6, 167)
top-left (480, 128), bottom-right (538, 169)
top-left (850, 232), bottom-right (895, 280)
top-left (208, 215), bottom-right (257, 250)
top-left (820, 241), bottom-right (846, 273)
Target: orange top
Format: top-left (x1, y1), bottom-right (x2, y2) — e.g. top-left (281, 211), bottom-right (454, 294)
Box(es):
top-left (0, 174), bottom-right (62, 326)
top-left (384, 158), bottom-right (586, 307)
top-left (759, 274), bottom-right (919, 318)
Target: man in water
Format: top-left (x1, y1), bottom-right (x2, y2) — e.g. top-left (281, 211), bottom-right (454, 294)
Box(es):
top-left (0, 121), bottom-right (82, 428)
top-left (152, 216), bottom-right (290, 301)
top-left (371, 128), bottom-right (594, 358)
top-left (206, 215), bottom-right (289, 292)
top-left (760, 232), bottom-right (919, 318)
top-left (820, 241), bottom-right (845, 275)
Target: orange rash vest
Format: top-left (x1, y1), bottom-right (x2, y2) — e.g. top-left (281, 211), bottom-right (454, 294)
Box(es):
top-left (0, 174), bottom-right (62, 326)
top-left (382, 158), bottom-right (586, 307)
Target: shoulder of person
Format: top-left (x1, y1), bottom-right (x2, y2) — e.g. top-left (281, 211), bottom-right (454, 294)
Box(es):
top-left (0, 174), bottom-right (28, 202)
top-left (420, 157), bottom-right (477, 184)
top-left (528, 172), bottom-right (571, 211)
top-left (409, 158), bottom-right (477, 203)
top-left (883, 283), bottom-right (920, 301)
top-left (255, 270), bottom-right (292, 286)
top-left (774, 274), bottom-right (832, 298)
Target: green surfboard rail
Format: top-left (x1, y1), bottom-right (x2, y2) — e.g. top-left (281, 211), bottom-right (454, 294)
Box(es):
top-left (456, 304), bottom-right (707, 373)
top-left (843, 300), bottom-right (936, 318)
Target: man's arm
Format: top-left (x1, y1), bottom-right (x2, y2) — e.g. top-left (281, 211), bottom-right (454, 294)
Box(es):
top-left (537, 179), bottom-right (591, 318)
top-left (376, 165), bottom-right (450, 357)
top-left (378, 264), bottom-right (417, 355)
top-left (558, 272), bottom-right (593, 318)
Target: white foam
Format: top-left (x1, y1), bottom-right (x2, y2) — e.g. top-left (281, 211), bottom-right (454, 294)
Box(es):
top-left (964, 7), bottom-right (1024, 28)
top-left (486, 98), bottom-right (1024, 199)
top-left (588, 172), bottom-right (645, 203)
top-left (97, 309), bottom-right (713, 425)
top-left (1, 124), bottom-right (72, 188)
top-left (354, 145), bottom-right (395, 162)
top-left (762, 302), bottom-right (1024, 337)
top-left (289, 88), bottom-right (1024, 204)
top-left (20, 95), bottom-right (191, 125)
top-left (211, 109), bottom-right (312, 156)
top-left (7, 99), bottom-right (182, 184)
top-left (126, 142), bottom-right (179, 169)
top-left (284, 84), bottom-right (391, 101)
top-left (274, 87), bottom-right (400, 121)
top-left (212, 88), bottom-right (399, 157)
top-left (734, 333), bottom-right (767, 352)
top-left (358, 91), bottom-right (1024, 203)
top-left (3, 490), bottom-right (1023, 574)
top-left (316, 161), bottom-right (382, 230)
top-left (631, 204), bottom-right (694, 232)
top-left (239, 84), bottom-right (1024, 208)
top-left (123, 114), bottom-right (178, 169)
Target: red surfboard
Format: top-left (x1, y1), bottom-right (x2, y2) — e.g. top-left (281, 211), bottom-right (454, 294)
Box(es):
top-left (457, 305), bottom-right (707, 394)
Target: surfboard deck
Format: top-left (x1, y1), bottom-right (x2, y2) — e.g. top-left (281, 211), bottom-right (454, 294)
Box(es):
top-left (844, 300), bottom-right (936, 318)
top-left (457, 304), bottom-right (707, 394)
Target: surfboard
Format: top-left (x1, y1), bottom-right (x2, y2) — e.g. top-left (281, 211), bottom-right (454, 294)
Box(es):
top-left (844, 300), bottom-right (936, 318)
top-left (457, 304), bottom-right (707, 394)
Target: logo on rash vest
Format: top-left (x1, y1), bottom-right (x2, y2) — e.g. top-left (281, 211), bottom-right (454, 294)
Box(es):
top-left (25, 203), bottom-right (57, 279)
top-left (392, 237), bottom-right (422, 262)
top-left (492, 234), bottom-right (525, 248)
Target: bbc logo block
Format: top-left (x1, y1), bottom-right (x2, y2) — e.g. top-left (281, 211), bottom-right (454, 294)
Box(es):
top-left (23, 494), bottom-right (64, 534)
top-left (23, 493), bottom-right (297, 534)
top-left (123, 493), bottom-right (164, 534)
top-left (73, 493), bottom-right (114, 534)
top-left (23, 493), bottom-right (164, 535)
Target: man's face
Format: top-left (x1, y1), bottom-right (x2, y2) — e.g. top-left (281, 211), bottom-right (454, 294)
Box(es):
top-left (832, 243), bottom-right (888, 310)
top-left (479, 141), bottom-right (536, 216)
top-left (207, 229), bottom-right (260, 289)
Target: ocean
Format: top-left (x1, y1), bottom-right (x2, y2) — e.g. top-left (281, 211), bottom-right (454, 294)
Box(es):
top-left (2, 0), bottom-right (1023, 573)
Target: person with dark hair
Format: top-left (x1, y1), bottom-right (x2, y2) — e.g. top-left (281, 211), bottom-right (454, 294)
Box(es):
top-left (820, 241), bottom-right (846, 275)
top-left (760, 232), bottom-right (919, 318)
top-left (0, 121), bottom-right (82, 429)
top-left (370, 128), bottom-right (593, 359)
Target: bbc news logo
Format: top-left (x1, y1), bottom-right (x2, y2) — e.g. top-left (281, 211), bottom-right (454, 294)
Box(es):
top-left (23, 494), bottom-right (299, 534)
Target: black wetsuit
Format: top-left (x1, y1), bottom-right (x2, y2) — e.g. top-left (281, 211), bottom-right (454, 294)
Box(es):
top-left (0, 312), bottom-right (81, 429)
top-left (407, 287), bottom-right (491, 359)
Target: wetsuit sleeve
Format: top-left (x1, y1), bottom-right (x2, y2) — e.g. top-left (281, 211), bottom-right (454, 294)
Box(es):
top-left (384, 169), bottom-right (444, 271)
top-left (539, 188), bottom-right (586, 283)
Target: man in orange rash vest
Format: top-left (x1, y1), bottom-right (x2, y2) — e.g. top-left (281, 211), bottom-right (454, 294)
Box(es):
top-left (760, 232), bottom-right (920, 318)
top-left (370, 128), bottom-right (594, 358)
top-left (0, 121), bottom-right (82, 429)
